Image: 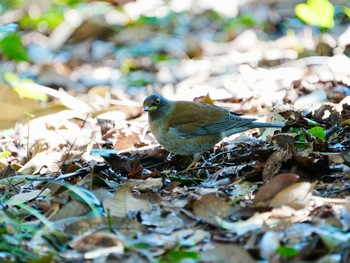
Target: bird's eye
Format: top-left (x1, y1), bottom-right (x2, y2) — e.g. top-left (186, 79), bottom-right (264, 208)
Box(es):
top-left (155, 98), bottom-right (160, 105)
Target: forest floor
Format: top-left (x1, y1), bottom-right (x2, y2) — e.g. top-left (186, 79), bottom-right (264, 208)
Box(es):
top-left (1, 0), bottom-right (350, 262)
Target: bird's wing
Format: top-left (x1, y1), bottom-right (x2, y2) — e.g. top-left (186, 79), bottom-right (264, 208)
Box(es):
top-left (168, 101), bottom-right (255, 137)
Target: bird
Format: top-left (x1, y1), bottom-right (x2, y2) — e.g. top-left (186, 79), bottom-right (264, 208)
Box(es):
top-left (143, 93), bottom-right (283, 169)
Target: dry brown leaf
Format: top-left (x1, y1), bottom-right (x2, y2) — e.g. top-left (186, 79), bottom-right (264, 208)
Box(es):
top-left (49, 200), bottom-right (91, 221)
top-left (113, 131), bottom-right (142, 151)
top-left (0, 84), bottom-right (43, 129)
top-left (140, 205), bottom-right (184, 228)
top-left (99, 152), bottom-right (142, 175)
top-left (5, 189), bottom-right (51, 206)
top-left (200, 244), bottom-right (255, 263)
top-left (126, 178), bottom-right (163, 191)
top-left (18, 151), bottom-right (64, 175)
top-left (269, 181), bottom-right (317, 209)
top-left (253, 173), bottom-right (299, 207)
top-left (0, 101), bottom-right (38, 121)
top-left (109, 121), bottom-right (147, 151)
top-left (61, 217), bottom-right (106, 235)
top-left (69, 230), bottom-right (124, 258)
top-left (0, 100), bottom-right (67, 129)
top-left (0, 83), bottom-right (42, 109)
top-left (103, 185), bottom-right (151, 217)
top-left (193, 194), bottom-right (232, 226)
top-left (63, 216), bottom-right (145, 237)
top-left (26, 110), bottom-right (96, 151)
top-left (0, 83), bottom-right (88, 129)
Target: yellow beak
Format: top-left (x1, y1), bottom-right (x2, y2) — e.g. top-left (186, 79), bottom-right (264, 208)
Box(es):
top-left (144, 105), bottom-right (157, 112)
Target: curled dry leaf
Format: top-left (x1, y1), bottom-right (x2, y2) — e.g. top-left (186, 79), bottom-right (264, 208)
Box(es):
top-left (18, 151), bottom-right (64, 175)
top-left (253, 173), bottom-right (299, 207)
top-left (269, 181), bottom-right (317, 209)
top-left (192, 194), bottom-right (233, 226)
top-left (69, 231), bottom-right (124, 259)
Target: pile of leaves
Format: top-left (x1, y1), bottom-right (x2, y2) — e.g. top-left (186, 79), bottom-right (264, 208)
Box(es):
top-left (1, 0), bottom-right (350, 262)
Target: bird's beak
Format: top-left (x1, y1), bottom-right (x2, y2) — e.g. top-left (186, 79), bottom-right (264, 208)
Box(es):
top-left (144, 105), bottom-right (157, 112)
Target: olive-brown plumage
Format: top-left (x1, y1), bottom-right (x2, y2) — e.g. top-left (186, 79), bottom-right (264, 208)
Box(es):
top-left (143, 93), bottom-right (283, 166)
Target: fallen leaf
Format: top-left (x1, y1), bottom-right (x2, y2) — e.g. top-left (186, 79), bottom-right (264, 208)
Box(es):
top-left (253, 173), bottom-right (299, 207)
top-left (216, 212), bottom-right (277, 236)
top-left (126, 178), bottom-right (163, 191)
top-left (193, 194), bottom-right (233, 226)
top-left (5, 189), bottom-right (51, 206)
top-left (141, 205), bottom-right (184, 229)
top-left (103, 185), bottom-right (151, 217)
top-left (97, 150), bottom-right (142, 174)
top-left (18, 151), bottom-right (64, 175)
top-left (69, 230), bottom-right (124, 259)
top-left (200, 244), bottom-right (255, 263)
top-left (269, 182), bottom-right (317, 209)
top-left (49, 200), bottom-right (91, 221)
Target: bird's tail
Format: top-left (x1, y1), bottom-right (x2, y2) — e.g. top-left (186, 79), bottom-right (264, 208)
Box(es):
top-left (248, 122), bottom-right (284, 129)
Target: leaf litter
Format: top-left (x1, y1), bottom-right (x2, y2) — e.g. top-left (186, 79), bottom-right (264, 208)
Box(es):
top-left (1, 0), bottom-right (350, 262)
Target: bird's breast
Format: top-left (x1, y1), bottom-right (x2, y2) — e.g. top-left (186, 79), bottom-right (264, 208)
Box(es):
top-left (149, 119), bottom-right (222, 155)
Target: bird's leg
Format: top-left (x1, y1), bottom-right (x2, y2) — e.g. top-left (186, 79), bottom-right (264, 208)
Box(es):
top-left (184, 152), bottom-right (202, 170)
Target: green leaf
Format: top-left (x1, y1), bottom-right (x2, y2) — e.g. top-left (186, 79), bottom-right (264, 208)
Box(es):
top-left (276, 246), bottom-right (299, 258)
top-left (295, 128), bottom-right (306, 142)
top-left (0, 151), bottom-right (11, 158)
top-left (160, 249), bottom-right (199, 263)
top-left (343, 6), bottom-right (350, 18)
top-left (0, 32), bottom-right (28, 61)
top-left (295, 0), bottom-right (334, 29)
top-left (20, 11), bottom-right (64, 30)
top-left (3, 72), bottom-right (48, 102)
top-left (307, 126), bottom-right (326, 139)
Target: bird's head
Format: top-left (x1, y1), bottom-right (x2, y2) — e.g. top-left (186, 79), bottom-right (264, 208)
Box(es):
top-left (143, 94), bottom-right (172, 119)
